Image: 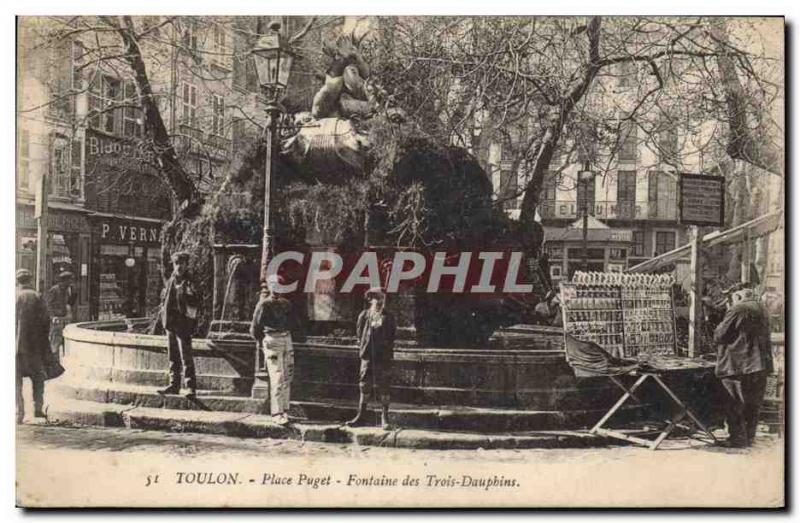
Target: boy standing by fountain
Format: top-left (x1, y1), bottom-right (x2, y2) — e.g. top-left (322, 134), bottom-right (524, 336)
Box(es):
top-left (250, 275), bottom-right (294, 426)
top-left (347, 287), bottom-right (396, 429)
top-left (159, 251), bottom-right (199, 399)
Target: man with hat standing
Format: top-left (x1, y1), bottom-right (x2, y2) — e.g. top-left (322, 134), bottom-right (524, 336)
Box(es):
top-left (250, 274), bottom-right (295, 425)
top-left (159, 251), bottom-right (200, 398)
top-left (347, 287), bottom-right (396, 429)
top-left (713, 285), bottom-right (773, 447)
top-left (16, 269), bottom-right (51, 423)
top-left (46, 269), bottom-right (77, 357)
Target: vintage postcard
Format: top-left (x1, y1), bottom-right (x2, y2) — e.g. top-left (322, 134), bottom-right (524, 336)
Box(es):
top-left (14, 14), bottom-right (785, 508)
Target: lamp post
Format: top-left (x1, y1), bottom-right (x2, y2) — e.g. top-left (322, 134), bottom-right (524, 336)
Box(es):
top-left (250, 22), bottom-right (295, 401)
top-left (578, 166), bottom-right (595, 272)
top-left (251, 22), bottom-right (295, 298)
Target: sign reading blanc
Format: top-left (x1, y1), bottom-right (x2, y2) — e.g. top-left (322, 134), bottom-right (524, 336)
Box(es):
top-left (679, 173), bottom-right (726, 226)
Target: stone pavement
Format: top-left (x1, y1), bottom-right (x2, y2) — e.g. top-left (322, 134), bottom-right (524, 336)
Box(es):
top-left (23, 383), bottom-right (735, 451)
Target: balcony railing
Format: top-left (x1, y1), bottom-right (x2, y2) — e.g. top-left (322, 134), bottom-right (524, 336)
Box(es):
top-left (179, 123), bottom-right (205, 143)
top-left (208, 134), bottom-right (232, 154)
top-left (539, 199), bottom-right (678, 221)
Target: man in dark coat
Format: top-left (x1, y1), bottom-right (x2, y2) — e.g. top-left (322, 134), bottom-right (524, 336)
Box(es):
top-left (346, 288), bottom-right (396, 429)
top-left (158, 251), bottom-right (200, 398)
top-left (713, 286), bottom-right (774, 447)
top-left (16, 268), bottom-right (51, 423)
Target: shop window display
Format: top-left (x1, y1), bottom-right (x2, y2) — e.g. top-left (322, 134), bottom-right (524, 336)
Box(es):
top-left (97, 244), bottom-right (163, 320)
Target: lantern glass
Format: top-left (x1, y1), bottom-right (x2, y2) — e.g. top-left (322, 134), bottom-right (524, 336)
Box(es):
top-left (252, 33), bottom-right (294, 91)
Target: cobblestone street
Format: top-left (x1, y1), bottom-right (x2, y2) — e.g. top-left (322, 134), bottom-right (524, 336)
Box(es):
top-left (14, 423), bottom-right (779, 462)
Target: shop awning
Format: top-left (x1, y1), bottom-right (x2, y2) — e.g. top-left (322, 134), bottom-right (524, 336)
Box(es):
top-left (545, 227), bottom-right (633, 243)
top-left (88, 211), bottom-right (166, 224)
top-left (626, 209), bottom-right (783, 274)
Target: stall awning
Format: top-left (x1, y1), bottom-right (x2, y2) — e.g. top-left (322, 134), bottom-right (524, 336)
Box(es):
top-left (545, 216), bottom-right (633, 243)
top-left (626, 210), bottom-right (783, 274)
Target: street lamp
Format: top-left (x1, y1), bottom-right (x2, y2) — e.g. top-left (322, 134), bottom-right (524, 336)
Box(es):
top-left (251, 22), bottom-right (295, 298)
top-left (578, 166), bottom-right (595, 272)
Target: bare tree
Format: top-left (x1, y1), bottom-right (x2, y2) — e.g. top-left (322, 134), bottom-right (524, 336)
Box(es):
top-left (362, 16), bottom-right (783, 228)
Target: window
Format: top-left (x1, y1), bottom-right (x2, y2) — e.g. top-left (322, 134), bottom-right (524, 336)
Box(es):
top-left (499, 166), bottom-right (518, 210)
top-left (49, 40), bottom-right (76, 119)
top-left (609, 248), bottom-right (627, 260)
top-left (72, 40), bottom-right (84, 90)
top-left (233, 52), bottom-right (247, 90)
top-left (550, 265), bottom-right (562, 278)
top-left (183, 21), bottom-right (198, 51)
top-left (211, 22), bottom-right (231, 69)
top-left (617, 61), bottom-right (635, 89)
top-left (213, 23), bottom-right (226, 54)
top-left (232, 118), bottom-right (247, 148)
top-left (658, 126), bottom-right (679, 165)
top-left (89, 75), bottom-right (120, 134)
top-left (543, 172), bottom-right (557, 202)
top-left (576, 176), bottom-right (595, 215)
top-left (51, 137), bottom-right (70, 198)
top-left (654, 231), bottom-right (677, 256)
top-left (539, 172), bottom-right (557, 217)
top-left (632, 230), bottom-right (645, 257)
top-left (212, 94), bottom-right (225, 136)
top-left (568, 248), bottom-right (605, 260)
top-left (49, 134), bottom-right (82, 199)
top-left (547, 245), bottom-right (563, 259)
top-left (70, 137), bottom-right (82, 198)
top-left (618, 123), bottom-right (637, 162)
top-left (648, 171), bottom-right (678, 219)
top-left (180, 83), bottom-right (198, 127)
top-left (122, 82), bottom-right (143, 138)
top-left (617, 170), bottom-right (636, 218)
top-left (19, 130), bottom-right (30, 191)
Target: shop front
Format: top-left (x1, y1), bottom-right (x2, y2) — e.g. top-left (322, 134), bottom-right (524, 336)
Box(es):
top-left (90, 214), bottom-right (165, 320)
top-left (16, 202), bottom-right (92, 321)
top-left (544, 217), bottom-right (633, 285)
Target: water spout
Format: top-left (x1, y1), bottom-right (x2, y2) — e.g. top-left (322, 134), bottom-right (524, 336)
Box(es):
top-left (213, 255), bottom-right (245, 340)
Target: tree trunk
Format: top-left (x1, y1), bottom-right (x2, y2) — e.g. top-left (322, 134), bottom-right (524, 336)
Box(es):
top-left (116, 16), bottom-right (202, 215)
top-left (713, 23), bottom-right (783, 177)
top-left (726, 161), bottom-right (752, 283)
top-left (519, 17), bottom-right (603, 227)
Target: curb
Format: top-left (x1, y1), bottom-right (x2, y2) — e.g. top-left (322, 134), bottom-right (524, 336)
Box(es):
top-left (43, 398), bottom-right (630, 450)
top-left (51, 380), bottom-right (649, 433)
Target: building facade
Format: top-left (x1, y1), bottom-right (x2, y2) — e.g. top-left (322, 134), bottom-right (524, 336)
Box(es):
top-left (16, 16), bottom-right (293, 320)
top-left (483, 129), bottom-right (690, 286)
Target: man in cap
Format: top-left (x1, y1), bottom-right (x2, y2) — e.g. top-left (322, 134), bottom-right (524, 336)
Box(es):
top-left (250, 274), bottom-right (295, 425)
top-left (347, 287), bottom-right (396, 429)
top-left (46, 270), bottom-right (77, 356)
top-left (713, 284), bottom-right (773, 447)
top-left (16, 269), bottom-right (51, 423)
top-left (159, 251), bottom-right (200, 398)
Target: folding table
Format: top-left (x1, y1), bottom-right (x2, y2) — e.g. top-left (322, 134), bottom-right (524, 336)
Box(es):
top-left (589, 370), bottom-right (717, 450)
top-left (565, 335), bottom-right (717, 450)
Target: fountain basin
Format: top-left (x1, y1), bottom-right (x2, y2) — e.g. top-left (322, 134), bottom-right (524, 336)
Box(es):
top-left (61, 319), bottom-right (720, 431)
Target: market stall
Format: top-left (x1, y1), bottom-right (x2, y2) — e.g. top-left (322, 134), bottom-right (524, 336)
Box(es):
top-left (559, 271), bottom-right (717, 449)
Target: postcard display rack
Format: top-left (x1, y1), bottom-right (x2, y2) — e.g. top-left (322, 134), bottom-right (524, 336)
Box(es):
top-left (559, 272), bottom-right (678, 359)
